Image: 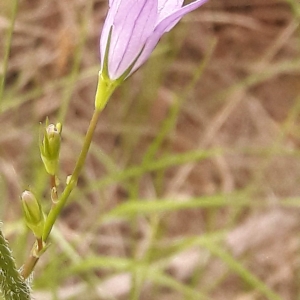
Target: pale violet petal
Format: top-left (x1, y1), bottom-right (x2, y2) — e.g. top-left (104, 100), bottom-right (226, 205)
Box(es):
top-left (159, 0), bottom-right (208, 31)
top-left (105, 0), bottom-right (158, 79)
top-left (157, 0), bottom-right (184, 22)
top-left (101, 0), bottom-right (207, 79)
top-left (130, 0), bottom-right (208, 75)
top-left (108, 0), bottom-right (120, 7)
top-left (100, 0), bottom-right (123, 69)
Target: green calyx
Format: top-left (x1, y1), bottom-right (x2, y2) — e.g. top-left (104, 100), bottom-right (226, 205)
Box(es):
top-left (94, 72), bottom-right (119, 111)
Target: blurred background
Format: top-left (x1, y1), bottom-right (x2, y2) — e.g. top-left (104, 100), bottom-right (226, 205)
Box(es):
top-left (1, 0), bottom-right (300, 299)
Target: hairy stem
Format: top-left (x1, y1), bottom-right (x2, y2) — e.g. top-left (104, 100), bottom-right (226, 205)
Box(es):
top-left (0, 227), bottom-right (30, 300)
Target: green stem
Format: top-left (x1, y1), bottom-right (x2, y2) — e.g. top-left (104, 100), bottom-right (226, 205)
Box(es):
top-left (43, 72), bottom-right (118, 239)
top-left (21, 108), bottom-right (101, 279)
top-left (21, 72), bottom-right (118, 279)
top-left (0, 227), bottom-right (30, 300)
top-left (20, 246), bottom-right (38, 280)
top-left (42, 107), bottom-right (101, 241)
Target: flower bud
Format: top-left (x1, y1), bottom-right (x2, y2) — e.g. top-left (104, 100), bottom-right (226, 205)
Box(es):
top-left (40, 122), bottom-right (62, 175)
top-left (21, 190), bottom-right (45, 239)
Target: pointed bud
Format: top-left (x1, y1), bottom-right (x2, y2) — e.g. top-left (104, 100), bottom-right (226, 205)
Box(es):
top-left (40, 122), bottom-right (62, 175)
top-left (21, 190), bottom-right (45, 239)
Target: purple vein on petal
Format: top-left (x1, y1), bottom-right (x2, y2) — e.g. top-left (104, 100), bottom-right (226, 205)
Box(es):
top-left (113, 1), bottom-right (151, 77)
top-left (157, 0), bottom-right (184, 22)
top-left (131, 0), bottom-right (207, 74)
top-left (109, 0), bottom-right (157, 79)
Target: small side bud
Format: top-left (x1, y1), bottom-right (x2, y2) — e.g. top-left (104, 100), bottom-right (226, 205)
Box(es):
top-left (51, 187), bottom-right (58, 203)
top-left (21, 190), bottom-right (45, 239)
top-left (40, 121), bottom-right (62, 175)
top-left (66, 175), bottom-right (72, 185)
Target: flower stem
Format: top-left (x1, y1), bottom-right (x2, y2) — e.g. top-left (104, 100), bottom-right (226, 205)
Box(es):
top-left (42, 107), bottom-right (101, 241)
top-left (20, 244), bottom-right (39, 280)
top-left (21, 108), bottom-right (101, 279)
top-left (21, 72), bottom-right (118, 279)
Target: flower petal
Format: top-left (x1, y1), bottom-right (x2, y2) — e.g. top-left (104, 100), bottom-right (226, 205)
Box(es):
top-left (131, 0), bottom-right (208, 75)
top-left (101, 0), bottom-right (158, 79)
top-left (100, 0), bottom-right (122, 70)
top-left (160, 0), bottom-right (208, 31)
top-left (157, 0), bottom-right (184, 22)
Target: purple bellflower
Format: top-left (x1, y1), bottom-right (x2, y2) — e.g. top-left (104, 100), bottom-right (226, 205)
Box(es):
top-left (100, 0), bottom-right (208, 81)
top-left (95, 0), bottom-right (207, 111)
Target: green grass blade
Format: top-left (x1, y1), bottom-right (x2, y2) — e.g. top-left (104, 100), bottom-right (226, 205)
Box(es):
top-left (203, 241), bottom-right (283, 300)
top-left (0, 0), bottom-right (19, 109)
